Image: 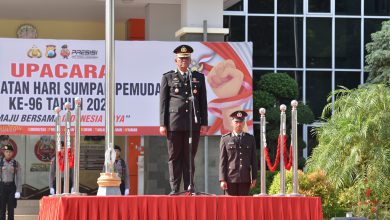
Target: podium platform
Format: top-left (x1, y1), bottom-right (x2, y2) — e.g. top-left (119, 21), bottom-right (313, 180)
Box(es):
top-left (38, 195), bottom-right (323, 220)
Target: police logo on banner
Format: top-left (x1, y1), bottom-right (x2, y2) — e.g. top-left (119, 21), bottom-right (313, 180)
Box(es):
top-left (34, 136), bottom-right (55, 162)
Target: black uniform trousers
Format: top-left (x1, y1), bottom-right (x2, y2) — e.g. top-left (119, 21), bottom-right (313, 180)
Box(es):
top-left (226, 182), bottom-right (250, 196)
top-left (119, 181), bottom-right (125, 195)
top-left (0, 183), bottom-right (16, 220)
top-left (167, 130), bottom-right (200, 192)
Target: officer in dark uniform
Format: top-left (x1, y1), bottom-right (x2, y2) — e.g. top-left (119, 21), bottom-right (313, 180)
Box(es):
top-left (113, 145), bottom-right (130, 195)
top-left (0, 144), bottom-right (22, 220)
top-left (219, 111), bottom-right (258, 196)
top-left (159, 45), bottom-right (208, 194)
top-left (49, 141), bottom-right (73, 195)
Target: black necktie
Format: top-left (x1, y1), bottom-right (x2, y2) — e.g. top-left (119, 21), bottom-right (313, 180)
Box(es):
top-left (236, 134), bottom-right (241, 144)
top-left (183, 73), bottom-right (187, 80)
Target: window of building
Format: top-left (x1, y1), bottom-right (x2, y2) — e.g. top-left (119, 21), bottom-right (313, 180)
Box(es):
top-left (335, 0), bottom-right (361, 15)
top-left (223, 16), bottom-right (245, 42)
top-left (278, 0), bottom-right (303, 14)
top-left (306, 18), bottom-right (332, 68)
top-left (277, 17), bottom-right (303, 68)
top-left (335, 72), bottom-right (361, 90)
top-left (248, 16), bottom-right (274, 67)
top-left (306, 71), bottom-right (332, 119)
top-left (308, 0), bottom-right (331, 13)
top-left (365, 0), bottom-right (390, 16)
top-left (335, 19), bottom-right (361, 69)
top-left (248, 0), bottom-right (274, 14)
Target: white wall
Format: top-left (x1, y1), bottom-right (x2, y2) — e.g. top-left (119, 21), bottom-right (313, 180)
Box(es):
top-left (145, 4), bottom-right (181, 41)
top-left (181, 0), bottom-right (224, 28)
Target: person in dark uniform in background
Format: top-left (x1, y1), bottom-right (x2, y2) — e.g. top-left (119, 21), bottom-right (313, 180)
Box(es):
top-left (49, 141), bottom-right (73, 195)
top-left (0, 144), bottom-right (21, 220)
top-left (113, 145), bottom-right (130, 195)
top-left (0, 136), bottom-right (10, 159)
top-left (160, 45), bottom-right (208, 195)
top-left (219, 111), bottom-right (258, 196)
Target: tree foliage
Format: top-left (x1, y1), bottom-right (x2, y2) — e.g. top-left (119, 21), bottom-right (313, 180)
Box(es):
top-left (306, 84), bottom-right (390, 216)
top-left (268, 170), bottom-right (338, 218)
top-left (257, 73), bottom-right (299, 100)
top-left (365, 20), bottom-right (390, 84)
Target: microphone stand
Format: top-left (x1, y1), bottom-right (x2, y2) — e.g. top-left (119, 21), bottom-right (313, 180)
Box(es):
top-left (172, 69), bottom-right (213, 196)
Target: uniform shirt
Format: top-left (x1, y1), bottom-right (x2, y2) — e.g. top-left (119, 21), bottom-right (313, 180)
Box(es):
top-left (114, 159), bottom-right (130, 190)
top-left (219, 132), bottom-right (258, 183)
top-left (160, 69), bottom-right (208, 131)
top-left (1, 159), bottom-right (22, 192)
top-left (177, 69), bottom-right (188, 78)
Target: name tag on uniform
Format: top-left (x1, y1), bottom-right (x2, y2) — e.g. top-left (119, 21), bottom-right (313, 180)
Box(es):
top-left (228, 142), bottom-right (235, 145)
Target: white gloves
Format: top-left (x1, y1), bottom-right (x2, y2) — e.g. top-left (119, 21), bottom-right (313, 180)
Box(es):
top-left (50, 188), bottom-right (55, 195)
top-left (71, 187), bottom-right (74, 193)
top-left (15, 192), bottom-right (20, 199)
top-left (124, 189), bottom-right (129, 195)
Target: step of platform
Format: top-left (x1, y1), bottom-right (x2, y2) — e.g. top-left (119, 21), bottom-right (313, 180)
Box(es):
top-left (15, 200), bottom-right (39, 215)
top-left (14, 215), bottom-right (38, 220)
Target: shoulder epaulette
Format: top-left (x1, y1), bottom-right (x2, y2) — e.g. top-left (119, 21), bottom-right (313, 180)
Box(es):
top-left (163, 70), bottom-right (175, 75)
top-left (222, 132), bottom-right (231, 137)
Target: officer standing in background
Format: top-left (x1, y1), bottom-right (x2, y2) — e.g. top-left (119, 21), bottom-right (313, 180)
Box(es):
top-left (113, 145), bottom-right (130, 195)
top-left (219, 111), bottom-right (258, 196)
top-left (159, 45), bottom-right (208, 195)
top-left (49, 141), bottom-right (73, 195)
top-left (0, 144), bottom-right (21, 220)
top-left (0, 136), bottom-right (10, 158)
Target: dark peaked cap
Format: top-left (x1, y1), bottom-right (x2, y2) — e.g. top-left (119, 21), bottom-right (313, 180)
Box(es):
top-left (3, 144), bottom-right (14, 151)
top-left (230, 110), bottom-right (248, 122)
top-left (173, 45), bottom-right (193, 57)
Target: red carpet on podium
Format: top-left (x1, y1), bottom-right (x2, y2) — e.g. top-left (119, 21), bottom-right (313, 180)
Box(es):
top-left (39, 195), bottom-right (323, 220)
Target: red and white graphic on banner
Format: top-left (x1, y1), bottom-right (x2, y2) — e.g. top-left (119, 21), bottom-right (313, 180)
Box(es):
top-left (0, 40), bottom-right (252, 135)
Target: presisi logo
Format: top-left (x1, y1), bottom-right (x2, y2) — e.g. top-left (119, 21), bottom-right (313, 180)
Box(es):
top-left (27, 45), bottom-right (42, 58)
top-left (60, 44), bottom-right (71, 59)
top-left (45, 45), bottom-right (57, 58)
top-left (71, 49), bottom-right (98, 59)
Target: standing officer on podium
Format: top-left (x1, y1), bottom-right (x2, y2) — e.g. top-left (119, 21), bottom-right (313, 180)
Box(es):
top-left (160, 45), bottom-right (208, 195)
top-left (219, 111), bottom-right (258, 196)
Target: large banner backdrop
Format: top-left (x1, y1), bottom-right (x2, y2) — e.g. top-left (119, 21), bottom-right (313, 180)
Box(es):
top-left (0, 39), bottom-right (253, 135)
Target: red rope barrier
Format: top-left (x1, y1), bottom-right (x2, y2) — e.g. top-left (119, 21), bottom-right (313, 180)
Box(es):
top-left (264, 136), bottom-right (282, 172)
top-left (283, 142), bottom-right (293, 170)
top-left (264, 135), bottom-right (294, 172)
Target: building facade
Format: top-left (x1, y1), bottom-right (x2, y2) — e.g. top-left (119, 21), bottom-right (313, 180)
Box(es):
top-left (223, 0), bottom-right (390, 157)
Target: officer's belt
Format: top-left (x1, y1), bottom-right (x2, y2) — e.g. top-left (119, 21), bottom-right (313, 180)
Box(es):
top-left (0, 182), bottom-right (15, 185)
